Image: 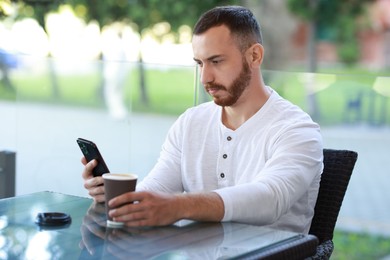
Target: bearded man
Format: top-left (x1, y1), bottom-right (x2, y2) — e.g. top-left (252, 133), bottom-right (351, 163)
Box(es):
top-left (82, 5), bottom-right (323, 234)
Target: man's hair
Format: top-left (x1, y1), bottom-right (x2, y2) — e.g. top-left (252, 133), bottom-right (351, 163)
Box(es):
top-left (193, 6), bottom-right (263, 52)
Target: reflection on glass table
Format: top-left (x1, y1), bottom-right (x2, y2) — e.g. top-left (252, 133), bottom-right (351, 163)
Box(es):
top-left (0, 192), bottom-right (318, 259)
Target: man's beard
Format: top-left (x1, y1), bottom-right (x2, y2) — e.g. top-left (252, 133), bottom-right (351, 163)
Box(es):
top-left (204, 60), bottom-right (251, 107)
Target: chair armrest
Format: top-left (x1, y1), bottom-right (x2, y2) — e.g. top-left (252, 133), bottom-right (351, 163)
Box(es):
top-left (306, 240), bottom-right (334, 260)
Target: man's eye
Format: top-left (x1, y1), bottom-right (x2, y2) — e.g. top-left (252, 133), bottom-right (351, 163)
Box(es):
top-left (194, 61), bottom-right (203, 67)
top-left (212, 60), bottom-right (221, 64)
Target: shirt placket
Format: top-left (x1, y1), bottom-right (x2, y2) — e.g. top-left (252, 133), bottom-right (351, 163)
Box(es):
top-left (217, 131), bottom-right (236, 188)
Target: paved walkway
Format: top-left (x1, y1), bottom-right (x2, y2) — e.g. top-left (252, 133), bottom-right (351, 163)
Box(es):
top-left (321, 126), bottom-right (390, 237)
top-left (1, 101), bottom-right (390, 237)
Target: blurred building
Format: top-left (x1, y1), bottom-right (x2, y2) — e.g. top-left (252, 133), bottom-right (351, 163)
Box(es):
top-left (290, 0), bottom-right (390, 70)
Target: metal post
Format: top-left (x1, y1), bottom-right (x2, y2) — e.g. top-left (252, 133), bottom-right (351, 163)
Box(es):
top-left (0, 151), bottom-right (16, 199)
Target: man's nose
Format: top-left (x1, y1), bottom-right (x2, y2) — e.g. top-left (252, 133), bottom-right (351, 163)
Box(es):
top-left (200, 65), bottom-right (214, 85)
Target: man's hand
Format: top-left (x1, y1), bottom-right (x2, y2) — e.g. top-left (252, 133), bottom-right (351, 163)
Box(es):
top-left (108, 191), bottom-right (224, 227)
top-left (81, 157), bottom-right (105, 203)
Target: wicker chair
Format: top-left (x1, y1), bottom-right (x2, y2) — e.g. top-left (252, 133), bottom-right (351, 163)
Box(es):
top-left (308, 149), bottom-right (358, 260)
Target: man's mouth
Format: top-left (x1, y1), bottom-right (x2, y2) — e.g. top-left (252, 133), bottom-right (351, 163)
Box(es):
top-left (205, 85), bottom-right (225, 95)
top-left (207, 87), bottom-right (220, 95)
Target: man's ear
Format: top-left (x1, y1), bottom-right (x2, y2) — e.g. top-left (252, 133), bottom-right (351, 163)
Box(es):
top-left (246, 43), bottom-right (264, 68)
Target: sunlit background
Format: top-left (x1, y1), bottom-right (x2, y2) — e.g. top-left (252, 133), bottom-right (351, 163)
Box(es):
top-left (1, 0), bottom-right (390, 259)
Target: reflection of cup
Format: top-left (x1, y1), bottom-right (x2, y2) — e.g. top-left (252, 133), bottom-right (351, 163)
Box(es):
top-left (103, 173), bottom-right (137, 228)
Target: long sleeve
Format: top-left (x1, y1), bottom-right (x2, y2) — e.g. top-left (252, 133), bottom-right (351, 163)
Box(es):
top-left (215, 119), bottom-right (323, 232)
top-left (137, 88), bottom-right (323, 233)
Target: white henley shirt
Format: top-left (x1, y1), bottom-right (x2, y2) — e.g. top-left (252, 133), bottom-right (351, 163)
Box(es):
top-left (137, 88), bottom-right (323, 233)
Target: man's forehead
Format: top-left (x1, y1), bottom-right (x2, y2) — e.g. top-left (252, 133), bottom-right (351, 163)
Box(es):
top-left (192, 25), bottom-right (237, 58)
top-left (192, 25), bottom-right (232, 43)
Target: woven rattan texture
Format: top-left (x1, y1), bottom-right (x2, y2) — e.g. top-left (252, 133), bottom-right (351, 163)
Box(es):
top-left (308, 149), bottom-right (358, 259)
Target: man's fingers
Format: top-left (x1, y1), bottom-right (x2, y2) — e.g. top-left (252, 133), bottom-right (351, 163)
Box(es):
top-left (108, 191), bottom-right (144, 208)
top-left (84, 176), bottom-right (104, 189)
top-left (92, 194), bottom-right (106, 203)
top-left (82, 159), bottom-right (97, 179)
top-left (81, 156), bottom-right (88, 165)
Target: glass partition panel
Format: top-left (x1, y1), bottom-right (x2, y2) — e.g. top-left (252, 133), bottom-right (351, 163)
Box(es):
top-left (195, 69), bottom-right (390, 126)
top-left (2, 55), bottom-right (195, 198)
top-left (263, 70), bottom-right (389, 126)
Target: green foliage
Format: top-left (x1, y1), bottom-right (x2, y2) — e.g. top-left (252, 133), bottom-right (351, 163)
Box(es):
top-left (1, 0), bottom-right (242, 108)
top-left (70, 0), bottom-right (240, 35)
top-left (337, 40), bottom-right (360, 66)
top-left (2, 0), bottom-right (241, 36)
top-left (287, 0), bottom-right (370, 25)
top-left (0, 0), bottom-right (10, 18)
top-left (127, 0), bottom-right (241, 31)
top-left (336, 16), bottom-right (360, 65)
top-left (72, 0), bottom-right (132, 26)
top-left (333, 230), bottom-right (390, 259)
top-left (287, 0), bottom-right (372, 66)
top-left (8, 0), bottom-right (63, 29)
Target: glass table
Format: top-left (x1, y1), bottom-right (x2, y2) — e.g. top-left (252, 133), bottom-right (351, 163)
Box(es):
top-left (0, 191), bottom-right (318, 259)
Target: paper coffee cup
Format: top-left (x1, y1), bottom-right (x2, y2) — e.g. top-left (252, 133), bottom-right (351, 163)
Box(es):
top-left (102, 173), bottom-right (137, 228)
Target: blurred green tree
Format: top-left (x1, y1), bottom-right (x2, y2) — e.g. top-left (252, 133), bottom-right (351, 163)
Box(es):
top-left (1, 0), bottom-right (241, 106)
top-left (71, 0), bottom-right (241, 106)
top-left (2, 0), bottom-right (63, 98)
top-left (0, 0), bottom-right (11, 18)
top-left (287, 0), bottom-right (372, 68)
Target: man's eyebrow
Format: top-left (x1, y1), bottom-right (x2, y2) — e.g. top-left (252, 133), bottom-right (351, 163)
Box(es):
top-left (193, 55), bottom-right (224, 62)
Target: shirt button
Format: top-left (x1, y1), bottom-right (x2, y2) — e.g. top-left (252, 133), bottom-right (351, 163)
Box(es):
top-left (223, 154), bottom-right (227, 159)
top-left (227, 136), bottom-right (232, 141)
top-left (220, 173), bottom-right (225, 178)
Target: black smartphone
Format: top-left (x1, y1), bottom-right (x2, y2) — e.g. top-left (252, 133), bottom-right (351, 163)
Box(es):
top-left (77, 138), bottom-right (110, 177)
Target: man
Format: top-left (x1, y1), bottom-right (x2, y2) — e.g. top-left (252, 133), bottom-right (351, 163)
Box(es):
top-left (82, 6), bottom-right (323, 233)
